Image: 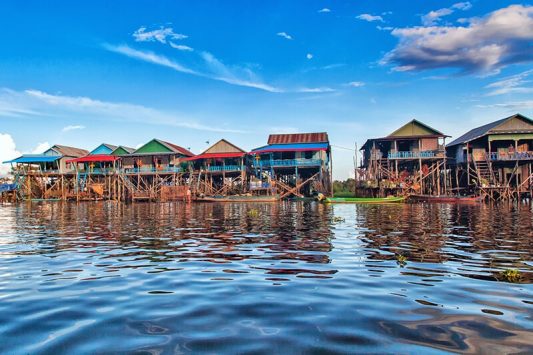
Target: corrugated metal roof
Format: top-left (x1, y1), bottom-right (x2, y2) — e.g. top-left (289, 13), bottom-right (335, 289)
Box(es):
top-left (50, 145), bottom-right (89, 157)
top-left (186, 152), bottom-right (246, 161)
top-left (251, 143), bottom-right (329, 153)
top-left (159, 140), bottom-right (195, 157)
top-left (4, 155), bottom-right (61, 164)
top-left (447, 114), bottom-right (533, 147)
top-left (267, 132), bottom-right (329, 145)
top-left (66, 155), bottom-right (120, 163)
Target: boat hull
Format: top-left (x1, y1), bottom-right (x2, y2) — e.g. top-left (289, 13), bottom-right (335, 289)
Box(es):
top-left (324, 196), bottom-right (406, 204)
top-left (194, 195), bottom-right (279, 203)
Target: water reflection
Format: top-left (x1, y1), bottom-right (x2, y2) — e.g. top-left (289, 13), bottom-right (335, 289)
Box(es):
top-left (0, 201), bottom-right (531, 354)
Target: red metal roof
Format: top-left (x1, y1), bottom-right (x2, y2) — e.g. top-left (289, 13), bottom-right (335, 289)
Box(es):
top-left (267, 132), bottom-right (329, 145)
top-left (186, 152), bottom-right (246, 161)
top-left (66, 155), bottom-right (120, 163)
top-left (161, 140), bottom-right (195, 157)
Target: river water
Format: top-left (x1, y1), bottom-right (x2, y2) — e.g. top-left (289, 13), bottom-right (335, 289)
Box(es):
top-left (0, 201), bottom-right (532, 354)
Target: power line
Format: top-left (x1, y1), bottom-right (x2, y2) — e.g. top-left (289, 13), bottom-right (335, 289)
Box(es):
top-left (331, 144), bottom-right (357, 151)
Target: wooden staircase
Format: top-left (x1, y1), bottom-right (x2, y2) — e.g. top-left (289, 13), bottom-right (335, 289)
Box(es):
top-left (474, 158), bottom-right (496, 186)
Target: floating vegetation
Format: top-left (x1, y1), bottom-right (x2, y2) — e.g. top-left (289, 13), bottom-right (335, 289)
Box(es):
top-left (332, 216), bottom-right (345, 223)
top-left (499, 269), bottom-right (521, 283)
top-left (396, 254), bottom-right (407, 267)
top-left (247, 209), bottom-right (260, 218)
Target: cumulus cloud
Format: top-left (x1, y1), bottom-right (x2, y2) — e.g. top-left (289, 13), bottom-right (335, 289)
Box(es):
top-left (0, 133), bottom-right (20, 177)
top-left (421, 2), bottom-right (472, 26)
top-left (276, 32), bottom-right (293, 40)
top-left (356, 14), bottom-right (383, 23)
top-left (31, 142), bottom-right (51, 153)
top-left (306, 53), bottom-right (313, 60)
top-left (62, 125), bottom-right (85, 132)
top-left (318, 8), bottom-right (331, 13)
top-left (133, 26), bottom-right (187, 44)
top-left (485, 69), bottom-right (533, 96)
top-left (382, 5), bottom-right (533, 74)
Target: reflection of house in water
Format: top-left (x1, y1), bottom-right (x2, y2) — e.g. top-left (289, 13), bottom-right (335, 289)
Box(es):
top-left (359, 120), bottom-right (449, 197)
top-left (446, 113), bottom-right (533, 200)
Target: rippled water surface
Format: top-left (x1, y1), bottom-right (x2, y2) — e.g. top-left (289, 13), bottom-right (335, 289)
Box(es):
top-left (0, 201), bottom-right (532, 354)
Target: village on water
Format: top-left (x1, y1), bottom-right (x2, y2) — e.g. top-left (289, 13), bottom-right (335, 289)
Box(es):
top-left (1, 113), bottom-right (532, 204)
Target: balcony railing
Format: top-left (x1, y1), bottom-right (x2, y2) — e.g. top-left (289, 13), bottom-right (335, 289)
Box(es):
top-left (488, 151), bottom-right (533, 161)
top-left (123, 166), bottom-right (183, 174)
top-left (259, 159), bottom-right (323, 167)
top-left (388, 151), bottom-right (442, 159)
top-left (207, 165), bottom-right (243, 172)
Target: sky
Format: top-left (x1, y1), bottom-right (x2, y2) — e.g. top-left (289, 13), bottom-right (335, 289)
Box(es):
top-left (0, 0), bottom-right (532, 179)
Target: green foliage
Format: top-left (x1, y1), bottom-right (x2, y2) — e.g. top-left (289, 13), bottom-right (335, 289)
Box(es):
top-left (247, 209), bottom-right (260, 218)
top-left (333, 179), bottom-right (356, 197)
top-left (499, 269), bottom-right (521, 283)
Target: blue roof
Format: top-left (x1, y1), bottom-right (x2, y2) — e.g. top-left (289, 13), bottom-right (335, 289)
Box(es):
top-left (4, 155), bottom-right (61, 164)
top-left (251, 143), bottom-right (329, 153)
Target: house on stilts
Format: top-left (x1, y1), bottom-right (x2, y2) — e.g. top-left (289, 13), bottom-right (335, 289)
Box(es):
top-left (186, 139), bottom-right (247, 197)
top-left (249, 132), bottom-right (332, 198)
top-left (4, 144), bottom-right (88, 200)
top-left (121, 139), bottom-right (194, 201)
top-left (446, 113), bottom-right (533, 201)
top-left (359, 120), bottom-right (449, 197)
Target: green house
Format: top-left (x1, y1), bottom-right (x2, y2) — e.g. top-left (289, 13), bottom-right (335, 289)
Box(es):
top-left (123, 139), bottom-right (194, 173)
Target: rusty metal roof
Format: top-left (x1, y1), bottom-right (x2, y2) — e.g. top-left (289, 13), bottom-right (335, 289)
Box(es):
top-left (267, 132), bottom-right (329, 145)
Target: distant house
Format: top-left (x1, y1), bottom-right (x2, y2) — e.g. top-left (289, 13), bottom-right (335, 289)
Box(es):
top-left (250, 132), bottom-right (332, 197)
top-left (111, 146), bottom-right (135, 156)
top-left (6, 144), bottom-right (88, 174)
top-left (187, 139), bottom-right (247, 195)
top-left (446, 113), bottom-right (533, 190)
top-left (123, 138), bottom-right (194, 173)
top-left (89, 143), bottom-right (118, 155)
top-left (360, 119), bottom-right (449, 195)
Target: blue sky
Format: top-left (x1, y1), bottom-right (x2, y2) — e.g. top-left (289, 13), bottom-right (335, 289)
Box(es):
top-left (1, 1), bottom-right (532, 178)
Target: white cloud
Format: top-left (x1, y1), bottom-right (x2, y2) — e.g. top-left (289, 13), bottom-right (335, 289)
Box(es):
top-left (346, 81), bottom-right (365, 88)
top-left (276, 32), bottom-right (293, 40)
top-left (485, 69), bottom-right (533, 96)
top-left (382, 5), bottom-right (533, 74)
top-left (306, 53), bottom-right (313, 60)
top-left (297, 87), bottom-right (335, 93)
top-left (133, 26), bottom-right (187, 44)
top-left (476, 100), bottom-right (533, 110)
top-left (169, 42), bottom-right (194, 51)
top-left (31, 142), bottom-right (51, 153)
top-left (0, 133), bottom-right (20, 177)
top-left (376, 26), bottom-right (393, 31)
top-left (2, 88), bottom-right (245, 133)
top-left (62, 125), bottom-right (85, 132)
top-left (318, 8), bottom-right (331, 13)
top-left (422, 2), bottom-right (472, 26)
top-left (105, 44), bottom-right (281, 92)
top-left (356, 14), bottom-right (383, 23)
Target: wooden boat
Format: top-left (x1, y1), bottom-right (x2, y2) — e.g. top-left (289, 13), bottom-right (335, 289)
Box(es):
top-left (194, 195), bottom-right (279, 203)
top-left (408, 194), bottom-right (483, 203)
top-left (324, 196), bottom-right (406, 204)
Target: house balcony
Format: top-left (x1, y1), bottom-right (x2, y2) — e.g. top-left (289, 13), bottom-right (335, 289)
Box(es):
top-left (123, 166), bottom-right (184, 174)
top-left (259, 159), bottom-right (323, 167)
top-left (388, 150), bottom-right (444, 159)
top-left (488, 151), bottom-right (533, 161)
top-left (206, 165), bottom-right (243, 172)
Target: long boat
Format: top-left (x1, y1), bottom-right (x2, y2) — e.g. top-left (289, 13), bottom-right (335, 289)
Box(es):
top-left (194, 195), bottom-right (280, 203)
top-left (407, 194), bottom-right (483, 203)
top-left (324, 196), bottom-right (406, 204)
